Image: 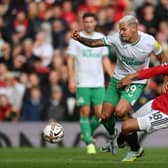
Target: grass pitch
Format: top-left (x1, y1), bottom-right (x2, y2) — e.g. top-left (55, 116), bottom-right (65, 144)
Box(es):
top-left (0, 147), bottom-right (168, 168)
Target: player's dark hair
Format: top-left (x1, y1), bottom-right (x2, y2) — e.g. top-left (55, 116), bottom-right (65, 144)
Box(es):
top-left (82, 12), bottom-right (97, 21)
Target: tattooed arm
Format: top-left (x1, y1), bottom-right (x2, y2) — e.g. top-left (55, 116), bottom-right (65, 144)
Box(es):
top-left (72, 30), bottom-right (105, 47)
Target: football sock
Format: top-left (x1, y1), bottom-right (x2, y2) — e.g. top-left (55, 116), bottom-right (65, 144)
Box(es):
top-left (101, 115), bottom-right (116, 135)
top-left (80, 116), bottom-right (92, 144)
top-left (125, 132), bottom-right (140, 151)
top-left (117, 132), bottom-right (126, 148)
top-left (90, 115), bottom-right (100, 135)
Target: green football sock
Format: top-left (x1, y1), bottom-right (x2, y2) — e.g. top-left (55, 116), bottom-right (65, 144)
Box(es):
top-left (90, 115), bottom-right (100, 135)
top-left (102, 115), bottom-right (116, 135)
top-left (80, 116), bottom-right (92, 144)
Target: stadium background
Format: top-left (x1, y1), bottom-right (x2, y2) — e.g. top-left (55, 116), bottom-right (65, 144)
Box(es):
top-left (0, 0), bottom-right (168, 167)
top-left (0, 0), bottom-right (167, 147)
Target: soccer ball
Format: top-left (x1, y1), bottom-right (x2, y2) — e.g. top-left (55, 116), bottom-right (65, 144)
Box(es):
top-left (43, 122), bottom-right (64, 143)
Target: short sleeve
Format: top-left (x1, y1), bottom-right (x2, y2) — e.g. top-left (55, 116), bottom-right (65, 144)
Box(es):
top-left (101, 46), bottom-right (109, 57)
top-left (102, 32), bottom-right (118, 46)
top-left (67, 39), bottom-right (78, 57)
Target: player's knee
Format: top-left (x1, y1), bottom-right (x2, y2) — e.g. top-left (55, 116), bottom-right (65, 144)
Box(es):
top-left (121, 121), bottom-right (129, 134)
top-left (115, 108), bottom-right (126, 118)
top-left (80, 113), bottom-right (89, 117)
top-left (115, 103), bottom-right (130, 118)
top-left (80, 110), bottom-right (90, 117)
top-left (101, 111), bottom-right (111, 120)
top-left (94, 111), bottom-right (101, 119)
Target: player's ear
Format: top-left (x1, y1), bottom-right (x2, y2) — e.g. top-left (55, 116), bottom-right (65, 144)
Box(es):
top-left (93, 15), bottom-right (98, 26)
top-left (94, 20), bottom-right (97, 27)
top-left (93, 17), bottom-right (97, 27)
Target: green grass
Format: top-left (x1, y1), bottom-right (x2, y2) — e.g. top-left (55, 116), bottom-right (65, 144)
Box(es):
top-left (0, 148), bottom-right (168, 168)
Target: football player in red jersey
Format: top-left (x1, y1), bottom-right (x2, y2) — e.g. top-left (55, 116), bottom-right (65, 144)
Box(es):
top-left (118, 63), bottom-right (168, 135)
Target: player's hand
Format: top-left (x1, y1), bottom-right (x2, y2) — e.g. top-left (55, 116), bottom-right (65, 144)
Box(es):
top-left (72, 30), bottom-right (80, 41)
top-left (117, 75), bottom-right (132, 88)
top-left (68, 80), bottom-right (76, 93)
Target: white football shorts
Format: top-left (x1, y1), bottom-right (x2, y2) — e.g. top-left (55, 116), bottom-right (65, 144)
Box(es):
top-left (133, 100), bottom-right (168, 133)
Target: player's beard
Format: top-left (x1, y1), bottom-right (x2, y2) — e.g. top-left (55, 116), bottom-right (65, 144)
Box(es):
top-left (120, 36), bottom-right (131, 43)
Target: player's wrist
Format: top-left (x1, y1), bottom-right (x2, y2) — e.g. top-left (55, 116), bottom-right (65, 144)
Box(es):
top-left (129, 73), bottom-right (138, 81)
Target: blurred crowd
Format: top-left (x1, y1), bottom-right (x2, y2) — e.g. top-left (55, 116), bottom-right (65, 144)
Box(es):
top-left (0, 0), bottom-right (167, 122)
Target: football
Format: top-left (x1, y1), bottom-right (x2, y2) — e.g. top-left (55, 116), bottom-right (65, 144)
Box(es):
top-left (43, 122), bottom-right (64, 143)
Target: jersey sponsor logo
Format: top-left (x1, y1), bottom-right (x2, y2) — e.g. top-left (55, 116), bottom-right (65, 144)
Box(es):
top-left (119, 55), bottom-right (145, 66)
top-left (83, 49), bottom-right (102, 58)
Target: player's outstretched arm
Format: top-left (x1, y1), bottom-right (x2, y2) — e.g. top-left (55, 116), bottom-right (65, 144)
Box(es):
top-left (118, 64), bottom-right (168, 88)
top-left (72, 30), bottom-right (105, 47)
top-left (117, 73), bottom-right (138, 88)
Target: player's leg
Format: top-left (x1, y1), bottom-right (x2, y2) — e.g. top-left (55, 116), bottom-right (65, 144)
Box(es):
top-left (90, 105), bottom-right (101, 135)
top-left (100, 111), bottom-right (117, 154)
top-left (122, 118), bottom-right (140, 134)
top-left (118, 100), bottom-right (154, 161)
top-left (101, 77), bottom-right (119, 135)
top-left (112, 100), bottom-right (155, 161)
top-left (80, 105), bottom-right (96, 154)
top-left (122, 99), bottom-right (155, 133)
top-left (101, 102), bottom-right (116, 135)
top-left (90, 87), bottom-right (105, 135)
top-left (118, 101), bottom-right (155, 161)
top-left (115, 99), bottom-right (132, 118)
top-left (90, 87), bottom-right (116, 154)
top-left (114, 98), bottom-right (133, 148)
top-left (99, 77), bottom-right (119, 153)
top-left (77, 88), bottom-right (96, 154)
top-left (133, 100), bottom-right (168, 133)
top-left (80, 106), bottom-right (92, 144)
top-left (120, 118), bottom-right (144, 162)
top-left (113, 101), bottom-right (153, 159)
top-left (118, 84), bottom-right (145, 161)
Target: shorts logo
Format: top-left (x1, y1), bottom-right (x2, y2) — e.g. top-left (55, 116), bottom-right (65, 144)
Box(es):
top-left (77, 97), bottom-right (85, 104)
